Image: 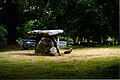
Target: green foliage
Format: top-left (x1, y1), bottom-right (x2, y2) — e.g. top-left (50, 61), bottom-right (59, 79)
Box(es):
top-left (0, 0), bottom-right (118, 45)
top-left (17, 19), bottom-right (40, 38)
top-left (59, 36), bottom-right (67, 41)
top-left (0, 26), bottom-right (7, 41)
top-left (0, 26), bottom-right (7, 47)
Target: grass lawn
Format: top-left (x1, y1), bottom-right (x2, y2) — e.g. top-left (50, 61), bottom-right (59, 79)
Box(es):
top-left (0, 46), bottom-right (120, 79)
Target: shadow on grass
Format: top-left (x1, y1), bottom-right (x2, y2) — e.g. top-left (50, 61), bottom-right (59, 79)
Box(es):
top-left (6, 52), bottom-right (37, 56)
top-left (0, 50), bottom-right (21, 53)
top-left (100, 64), bottom-right (120, 79)
top-left (7, 52), bottom-right (59, 57)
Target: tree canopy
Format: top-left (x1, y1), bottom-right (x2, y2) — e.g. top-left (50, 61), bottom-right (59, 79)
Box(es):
top-left (0, 0), bottom-right (119, 46)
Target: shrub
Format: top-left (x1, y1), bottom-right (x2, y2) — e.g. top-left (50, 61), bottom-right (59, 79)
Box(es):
top-left (0, 26), bottom-right (7, 48)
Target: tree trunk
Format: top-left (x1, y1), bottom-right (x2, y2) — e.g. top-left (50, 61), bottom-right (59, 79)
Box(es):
top-left (118, 24), bottom-right (120, 46)
top-left (119, 0), bottom-right (120, 45)
top-left (3, 0), bottom-right (19, 45)
top-left (119, 29), bottom-right (120, 45)
top-left (102, 37), bottom-right (106, 45)
top-left (72, 36), bottom-right (79, 45)
top-left (7, 25), bottom-right (17, 45)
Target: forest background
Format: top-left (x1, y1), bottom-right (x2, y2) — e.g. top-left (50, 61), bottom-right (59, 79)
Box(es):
top-left (0, 0), bottom-right (119, 48)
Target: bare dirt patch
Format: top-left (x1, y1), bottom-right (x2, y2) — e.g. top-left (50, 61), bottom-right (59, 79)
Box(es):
top-left (1, 48), bottom-right (120, 61)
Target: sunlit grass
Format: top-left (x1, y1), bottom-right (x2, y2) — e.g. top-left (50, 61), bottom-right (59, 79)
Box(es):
top-left (0, 46), bottom-right (120, 79)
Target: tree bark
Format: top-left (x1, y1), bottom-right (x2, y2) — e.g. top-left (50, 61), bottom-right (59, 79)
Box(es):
top-left (118, 0), bottom-right (120, 45)
top-left (3, 0), bottom-right (19, 45)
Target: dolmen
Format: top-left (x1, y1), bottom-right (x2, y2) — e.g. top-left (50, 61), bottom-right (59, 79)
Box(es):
top-left (28, 30), bottom-right (64, 56)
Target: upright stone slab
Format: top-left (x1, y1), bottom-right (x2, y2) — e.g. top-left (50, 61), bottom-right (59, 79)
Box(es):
top-left (36, 37), bottom-right (54, 55)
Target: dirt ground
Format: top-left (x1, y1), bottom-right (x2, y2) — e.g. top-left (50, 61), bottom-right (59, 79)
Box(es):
top-left (2, 44), bottom-right (23, 50)
top-left (1, 45), bottom-right (120, 61)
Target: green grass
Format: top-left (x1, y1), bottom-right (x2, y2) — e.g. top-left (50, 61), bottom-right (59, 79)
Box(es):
top-left (61, 45), bottom-right (120, 49)
top-left (0, 46), bottom-right (120, 79)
